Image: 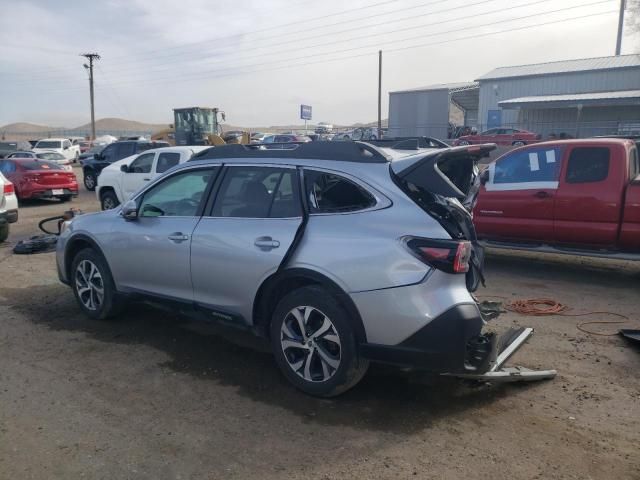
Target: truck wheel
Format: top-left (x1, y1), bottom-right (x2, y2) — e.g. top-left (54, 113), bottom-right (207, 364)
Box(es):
top-left (100, 190), bottom-right (120, 210)
top-left (83, 171), bottom-right (97, 191)
top-left (270, 286), bottom-right (369, 397)
top-left (0, 224), bottom-right (8, 243)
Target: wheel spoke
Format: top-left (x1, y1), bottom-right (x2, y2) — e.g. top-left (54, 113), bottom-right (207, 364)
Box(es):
top-left (281, 339), bottom-right (307, 351)
top-left (303, 350), bottom-right (314, 381)
top-left (315, 344), bottom-right (340, 369)
top-left (310, 316), bottom-right (332, 339)
top-left (322, 334), bottom-right (341, 346)
top-left (290, 308), bottom-right (307, 341)
top-left (320, 356), bottom-right (330, 380)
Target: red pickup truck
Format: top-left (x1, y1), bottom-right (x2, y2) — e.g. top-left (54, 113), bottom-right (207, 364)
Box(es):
top-left (473, 139), bottom-right (640, 258)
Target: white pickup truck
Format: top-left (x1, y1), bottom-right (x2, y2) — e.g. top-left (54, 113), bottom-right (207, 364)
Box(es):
top-left (96, 146), bottom-right (209, 210)
top-left (33, 138), bottom-right (81, 163)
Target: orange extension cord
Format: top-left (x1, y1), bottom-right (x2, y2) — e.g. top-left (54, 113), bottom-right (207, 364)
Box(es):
top-left (479, 296), bottom-right (632, 336)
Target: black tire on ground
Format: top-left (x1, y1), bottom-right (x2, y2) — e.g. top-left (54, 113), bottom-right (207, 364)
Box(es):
top-left (0, 224), bottom-right (9, 243)
top-left (60, 195), bottom-right (73, 202)
top-left (270, 285), bottom-right (369, 397)
top-left (100, 190), bottom-right (120, 210)
top-left (70, 248), bottom-right (123, 320)
top-left (83, 170), bottom-right (97, 191)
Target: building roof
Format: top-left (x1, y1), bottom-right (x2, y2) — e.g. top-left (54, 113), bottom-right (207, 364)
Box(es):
top-left (498, 90), bottom-right (640, 108)
top-left (476, 54), bottom-right (640, 81)
top-left (390, 82), bottom-right (478, 94)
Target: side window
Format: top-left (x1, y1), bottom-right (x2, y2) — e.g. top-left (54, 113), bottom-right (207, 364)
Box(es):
top-left (63, 140), bottom-right (71, 149)
top-left (101, 144), bottom-right (116, 162)
top-left (566, 147), bottom-right (610, 184)
top-left (629, 146), bottom-right (639, 180)
top-left (156, 152), bottom-right (180, 173)
top-left (114, 143), bottom-right (135, 161)
top-left (129, 153), bottom-right (155, 174)
top-left (211, 167), bottom-right (301, 218)
top-left (493, 147), bottom-right (562, 185)
top-left (304, 170), bottom-right (375, 213)
top-left (139, 168), bottom-right (215, 217)
top-left (0, 160), bottom-right (16, 174)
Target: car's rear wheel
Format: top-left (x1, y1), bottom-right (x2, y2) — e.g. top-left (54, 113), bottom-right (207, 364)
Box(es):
top-left (513, 141), bottom-right (526, 146)
top-left (71, 248), bottom-right (122, 320)
top-left (0, 224), bottom-right (8, 243)
top-left (458, 140), bottom-right (470, 146)
top-left (100, 190), bottom-right (120, 210)
top-left (83, 171), bottom-right (97, 191)
top-left (270, 286), bottom-right (369, 397)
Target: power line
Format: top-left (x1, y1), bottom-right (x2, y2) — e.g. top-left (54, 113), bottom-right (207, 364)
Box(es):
top-left (8, 0), bottom-right (612, 88)
top-left (30, 8), bottom-right (617, 96)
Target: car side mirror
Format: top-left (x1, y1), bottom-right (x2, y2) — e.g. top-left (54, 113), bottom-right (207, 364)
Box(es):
top-left (120, 164), bottom-right (129, 173)
top-left (121, 200), bottom-right (138, 221)
top-left (480, 169), bottom-right (490, 186)
top-left (94, 153), bottom-right (101, 160)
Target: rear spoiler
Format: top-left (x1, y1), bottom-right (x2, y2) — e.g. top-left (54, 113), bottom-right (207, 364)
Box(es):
top-left (390, 144), bottom-right (496, 199)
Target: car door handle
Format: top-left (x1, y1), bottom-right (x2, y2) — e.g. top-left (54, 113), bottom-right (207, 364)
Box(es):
top-left (534, 191), bottom-right (550, 199)
top-left (254, 237), bottom-right (280, 250)
top-left (168, 233), bottom-right (189, 242)
top-left (143, 178), bottom-right (151, 181)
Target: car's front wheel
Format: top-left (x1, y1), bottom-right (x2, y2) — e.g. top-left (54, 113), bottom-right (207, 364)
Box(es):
top-left (71, 248), bottom-right (122, 320)
top-left (270, 286), bottom-right (369, 397)
top-left (83, 170), bottom-right (97, 191)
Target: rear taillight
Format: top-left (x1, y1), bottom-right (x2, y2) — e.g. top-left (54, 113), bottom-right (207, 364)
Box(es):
top-left (3, 182), bottom-right (14, 195)
top-left (405, 237), bottom-right (471, 274)
top-left (25, 174), bottom-right (41, 183)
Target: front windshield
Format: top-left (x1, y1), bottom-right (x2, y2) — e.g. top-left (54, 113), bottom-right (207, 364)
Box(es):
top-left (37, 152), bottom-right (65, 160)
top-left (36, 141), bottom-right (61, 149)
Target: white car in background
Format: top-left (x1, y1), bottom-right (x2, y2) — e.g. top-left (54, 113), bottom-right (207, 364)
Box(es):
top-left (33, 138), bottom-right (81, 163)
top-left (0, 171), bottom-right (18, 243)
top-left (96, 146), bottom-right (209, 210)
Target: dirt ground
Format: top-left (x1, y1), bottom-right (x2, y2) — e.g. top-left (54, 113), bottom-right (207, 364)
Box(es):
top-left (1, 165), bottom-right (639, 479)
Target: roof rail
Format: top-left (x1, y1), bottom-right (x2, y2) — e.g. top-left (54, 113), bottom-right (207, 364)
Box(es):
top-left (368, 137), bottom-right (449, 150)
top-left (190, 141), bottom-right (390, 163)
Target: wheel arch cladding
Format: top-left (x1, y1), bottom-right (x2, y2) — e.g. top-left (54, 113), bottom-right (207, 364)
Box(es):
top-left (253, 268), bottom-right (367, 344)
top-left (65, 235), bottom-right (106, 280)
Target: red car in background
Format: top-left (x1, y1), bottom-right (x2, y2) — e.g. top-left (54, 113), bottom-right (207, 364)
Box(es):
top-left (454, 128), bottom-right (541, 147)
top-left (0, 158), bottom-right (78, 202)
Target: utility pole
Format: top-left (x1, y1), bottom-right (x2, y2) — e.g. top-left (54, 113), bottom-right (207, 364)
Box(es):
top-left (616, 0), bottom-right (626, 55)
top-left (81, 53), bottom-right (100, 140)
top-left (377, 50), bottom-right (382, 139)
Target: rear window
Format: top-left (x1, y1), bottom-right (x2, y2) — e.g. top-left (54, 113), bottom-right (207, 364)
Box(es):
top-left (566, 147), bottom-right (610, 183)
top-left (305, 170), bottom-right (375, 213)
top-left (36, 140), bottom-right (62, 149)
top-left (20, 160), bottom-right (63, 170)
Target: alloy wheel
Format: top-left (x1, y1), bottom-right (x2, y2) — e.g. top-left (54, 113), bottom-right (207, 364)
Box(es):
top-left (85, 174), bottom-right (96, 189)
top-left (102, 196), bottom-right (117, 210)
top-left (280, 306), bottom-right (341, 383)
top-left (75, 259), bottom-right (104, 311)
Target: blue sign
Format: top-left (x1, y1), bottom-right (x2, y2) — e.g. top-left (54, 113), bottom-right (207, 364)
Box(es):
top-left (487, 109), bottom-right (502, 129)
top-left (300, 104), bottom-right (312, 121)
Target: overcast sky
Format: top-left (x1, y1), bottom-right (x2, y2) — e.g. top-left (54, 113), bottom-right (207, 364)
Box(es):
top-left (0, 0), bottom-right (636, 128)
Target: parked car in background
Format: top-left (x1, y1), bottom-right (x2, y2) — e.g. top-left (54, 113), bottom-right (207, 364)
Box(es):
top-left (454, 128), bottom-right (540, 147)
top-left (250, 132), bottom-right (273, 143)
top-left (33, 138), bottom-right (81, 163)
top-left (78, 141), bottom-right (93, 153)
top-left (315, 122), bottom-right (333, 134)
top-left (474, 138), bottom-right (640, 257)
top-left (79, 144), bottom-right (106, 163)
top-left (8, 151), bottom-right (73, 171)
top-left (0, 171), bottom-right (18, 242)
top-left (0, 158), bottom-right (77, 202)
top-left (82, 140), bottom-right (170, 191)
top-left (96, 146), bottom-right (209, 210)
top-left (0, 141), bottom-right (32, 158)
top-left (263, 134), bottom-right (312, 144)
top-left (56, 141), bottom-right (500, 396)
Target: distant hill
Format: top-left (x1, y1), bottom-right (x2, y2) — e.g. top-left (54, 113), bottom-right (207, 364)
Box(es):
top-left (0, 122), bottom-right (60, 133)
top-left (72, 118), bottom-right (168, 134)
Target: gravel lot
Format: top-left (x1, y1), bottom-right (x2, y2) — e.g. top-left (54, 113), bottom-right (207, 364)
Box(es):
top-left (1, 165), bottom-right (639, 479)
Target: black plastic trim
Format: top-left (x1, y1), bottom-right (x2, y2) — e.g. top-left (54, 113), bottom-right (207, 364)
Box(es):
top-left (360, 303), bottom-right (491, 373)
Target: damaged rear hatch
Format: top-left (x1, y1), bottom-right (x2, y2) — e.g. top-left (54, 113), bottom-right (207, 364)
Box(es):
top-left (390, 144), bottom-right (495, 292)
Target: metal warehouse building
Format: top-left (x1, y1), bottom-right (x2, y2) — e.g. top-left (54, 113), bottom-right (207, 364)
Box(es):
top-left (388, 54), bottom-right (640, 140)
